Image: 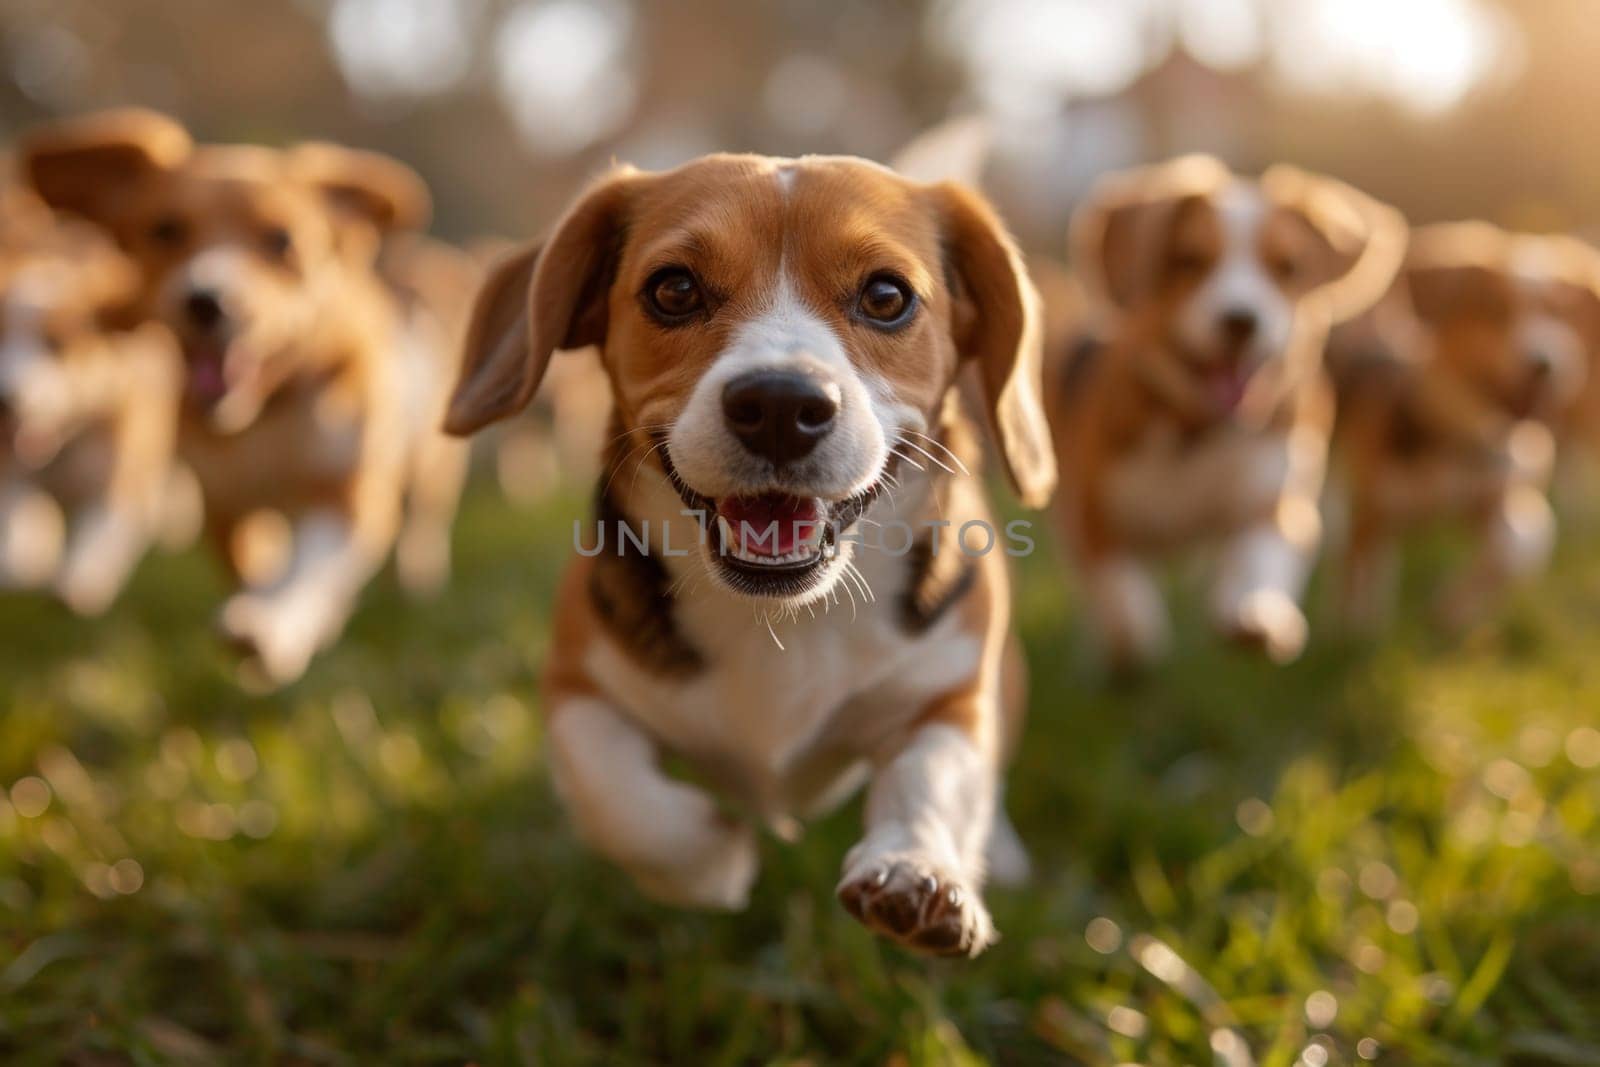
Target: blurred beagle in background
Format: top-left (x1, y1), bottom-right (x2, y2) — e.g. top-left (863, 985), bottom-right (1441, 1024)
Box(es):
top-left (1332, 223), bottom-right (1600, 628)
top-left (22, 109), bottom-right (472, 685)
top-left (0, 188), bottom-right (181, 613)
top-left (445, 154), bottom-right (1054, 957)
top-left (1050, 155), bottom-right (1405, 668)
top-left (374, 230), bottom-right (480, 585)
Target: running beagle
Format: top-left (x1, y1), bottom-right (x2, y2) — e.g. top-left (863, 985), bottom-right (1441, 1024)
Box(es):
top-left (445, 154), bottom-right (1055, 956)
top-left (0, 188), bottom-right (181, 613)
top-left (1333, 223), bottom-right (1600, 628)
top-left (21, 109), bottom-right (473, 685)
top-left (1049, 156), bottom-right (1405, 667)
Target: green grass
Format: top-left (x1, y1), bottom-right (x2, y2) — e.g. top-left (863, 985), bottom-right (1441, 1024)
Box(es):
top-left (3, 481), bottom-right (1599, 1065)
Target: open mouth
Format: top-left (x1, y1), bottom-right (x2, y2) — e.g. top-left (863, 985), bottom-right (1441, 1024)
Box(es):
top-left (183, 338), bottom-right (232, 409)
top-left (1192, 354), bottom-right (1255, 415)
top-left (657, 441), bottom-right (890, 599)
top-left (181, 334), bottom-right (267, 415)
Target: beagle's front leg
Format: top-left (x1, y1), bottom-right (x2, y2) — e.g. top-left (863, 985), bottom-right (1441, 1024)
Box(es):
top-left (546, 696), bottom-right (758, 910)
top-left (55, 390), bottom-right (171, 615)
top-left (219, 508), bottom-right (386, 685)
top-left (0, 478), bottom-right (63, 589)
top-left (54, 502), bottom-right (145, 615)
top-left (1210, 494), bottom-right (1322, 663)
top-left (837, 700), bottom-right (1000, 958)
top-left (1212, 425), bottom-right (1327, 662)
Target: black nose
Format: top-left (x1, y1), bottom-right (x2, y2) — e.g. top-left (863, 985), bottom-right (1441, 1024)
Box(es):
top-left (721, 370), bottom-right (839, 467)
top-left (1527, 351), bottom-right (1554, 377)
top-left (1220, 308), bottom-right (1258, 344)
top-left (184, 289), bottom-right (225, 332)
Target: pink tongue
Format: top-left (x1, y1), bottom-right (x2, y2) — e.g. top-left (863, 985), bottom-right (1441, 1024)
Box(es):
top-left (187, 347), bottom-right (227, 404)
top-left (719, 493), bottom-right (821, 556)
top-left (1205, 366), bottom-right (1248, 413)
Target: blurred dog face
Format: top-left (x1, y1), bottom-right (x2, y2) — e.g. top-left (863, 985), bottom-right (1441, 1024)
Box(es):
top-left (1075, 155), bottom-right (1406, 416)
top-left (21, 110), bottom-right (429, 434)
top-left (446, 154), bottom-right (1052, 605)
top-left (1407, 226), bottom-right (1600, 422)
top-left (0, 199), bottom-right (140, 461)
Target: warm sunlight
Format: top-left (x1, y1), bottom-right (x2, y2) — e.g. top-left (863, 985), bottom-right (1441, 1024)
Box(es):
top-left (938, 0), bottom-right (1514, 117)
top-left (1271, 0), bottom-right (1512, 114)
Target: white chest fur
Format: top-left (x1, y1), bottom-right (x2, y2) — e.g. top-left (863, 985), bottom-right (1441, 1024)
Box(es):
top-left (583, 498), bottom-right (983, 821)
top-left (1105, 422), bottom-right (1325, 551)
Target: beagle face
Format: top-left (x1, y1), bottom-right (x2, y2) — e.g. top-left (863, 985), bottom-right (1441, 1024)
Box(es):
top-left (111, 153), bottom-right (348, 431)
top-left (448, 154), bottom-right (1052, 607)
top-left (1407, 226), bottom-right (1600, 422)
top-left (1076, 156), bottom-right (1406, 417)
top-left (21, 110), bottom-right (429, 435)
top-left (631, 161), bottom-right (955, 603)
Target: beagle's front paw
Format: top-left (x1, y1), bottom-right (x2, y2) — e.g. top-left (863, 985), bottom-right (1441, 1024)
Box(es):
top-left (837, 854), bottom-right (996, 957)
top-left (218, 593), bottom-right (319, 687)
top-left (1221, 589), bottom-right (1307, 664)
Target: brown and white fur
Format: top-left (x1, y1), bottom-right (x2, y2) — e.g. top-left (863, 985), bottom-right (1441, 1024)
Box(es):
top-left (21, 110), bottom-right (471, 685)
top-left (0, 188), bottom-right (181, 613)
top-left (1332, 222), bottom-right (1600, 629)
top-left (444, 155), bottom-right (1055, 957)
top-left (1049, 156), bottom-right (1405, 667)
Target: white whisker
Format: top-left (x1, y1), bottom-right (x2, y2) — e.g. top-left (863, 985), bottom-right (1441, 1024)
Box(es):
top-left (888, 447), bottom-right (926, 472)
top-left (600, 436), bottom-right (659, 500)
top-left (764, 612), bottom-right (785, 650)
top-left (903, 429), bottom-right (970, 477)
top-left (844, 559), bottom-right (876, 603)
top-left (628, 441), bottom-right (668, 491)
top-left (896, 435), bottom-right (957, 476)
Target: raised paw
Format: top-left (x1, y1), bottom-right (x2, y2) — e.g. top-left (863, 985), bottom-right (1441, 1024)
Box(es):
top-left (1221, 589), bottom-right (1307, 664)
top-left (837, 857), bottom-right (995, 957)
top-left (217, 594), bottom-right (317, 688)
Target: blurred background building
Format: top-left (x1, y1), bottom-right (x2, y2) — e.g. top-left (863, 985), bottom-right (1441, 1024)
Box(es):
top-left (0, 0), bottom-right (1590, 251)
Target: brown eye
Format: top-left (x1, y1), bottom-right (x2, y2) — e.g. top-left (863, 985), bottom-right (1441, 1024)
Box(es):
top-left (857, 273), bottom-right (915, 327)
top-left (149, 215), bottom-right (188, 249)
top-left (1170, 250), bottom-right (1209, 277)
top-left (261, 226), bottom-right (293, 261)
top-left (644, 268), bottom-right (703, 322)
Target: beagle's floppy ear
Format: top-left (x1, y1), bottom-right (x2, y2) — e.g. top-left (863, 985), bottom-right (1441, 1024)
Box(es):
top-left (1403, 262), bottom-right (1506, 326)
top-left (1262, 164), bottom-right (1408, 324)
top-left (445, 169), bottom-right (638, 436)
top-left (1397, 222), bottom-right (1509, 325)
top-left (20, 108), bottom-right (192, 224)
top-left (1535, 235), bottom-right (1600, 340)
top-left (1070, 154), bottom-right (1231, 312)
top-left (930, 181), bottom-right (1056, 508)
top-left (288, 142), bottom-right (432, 233)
